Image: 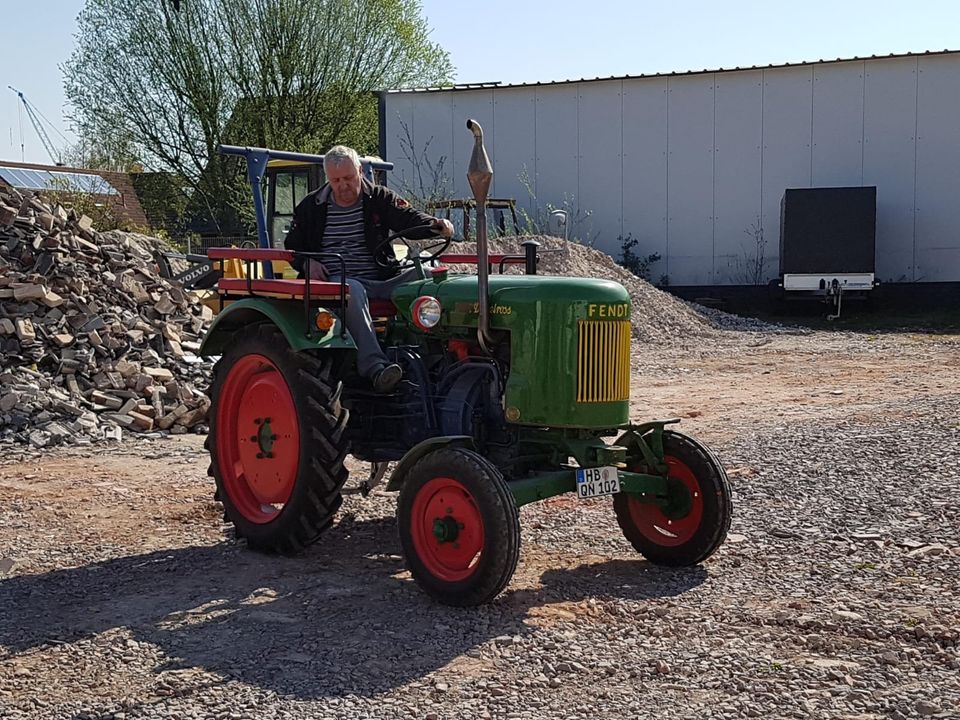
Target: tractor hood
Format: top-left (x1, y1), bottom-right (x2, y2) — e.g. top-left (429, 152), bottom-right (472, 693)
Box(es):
top-left (393, 274), bottom-right (633, 428)
top-left (393, 275), bottom-right (631, 330)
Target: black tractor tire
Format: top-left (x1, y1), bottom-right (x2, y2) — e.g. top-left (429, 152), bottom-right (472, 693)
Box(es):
top-left (207, 324), bottom-right (350, 554)
top-left (398, 447), bottom-right (520, 606)
top-left (614, 429), bottom-right (731, 566)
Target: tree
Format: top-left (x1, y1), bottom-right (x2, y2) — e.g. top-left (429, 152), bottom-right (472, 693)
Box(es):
top-left (63, 0), bottom-right (453, 235)
top-left (60, 120), bottom-right (142, 174)
top-left (728, 217), bottom-right (770, 285)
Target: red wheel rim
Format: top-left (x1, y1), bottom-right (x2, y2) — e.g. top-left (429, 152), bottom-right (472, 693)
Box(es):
top-left (410, 477), bottom-right (485, 582)
top-left (626, 455), bottom-right (704, 547)
top-left (215, 354), bottom-right (300, 524)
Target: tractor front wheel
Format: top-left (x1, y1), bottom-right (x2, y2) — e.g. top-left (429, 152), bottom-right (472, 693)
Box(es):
top-left (398, 447), bottom-right (520, 606)
top-left (208, 325), bottom-right (349, 554)
top-left (614, 430), bottom-right (731, 566)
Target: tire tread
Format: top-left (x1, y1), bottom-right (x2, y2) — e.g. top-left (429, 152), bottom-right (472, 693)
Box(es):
top-left (614, 429), bottom-right (732, 566)
top-left (398, 447), bottom-right (520, 606)
top-left (207, 324), bottom-right (350, 554)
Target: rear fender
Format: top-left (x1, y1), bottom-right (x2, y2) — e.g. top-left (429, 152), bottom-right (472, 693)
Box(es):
top-left (199, 298), bottom-right (357, 356)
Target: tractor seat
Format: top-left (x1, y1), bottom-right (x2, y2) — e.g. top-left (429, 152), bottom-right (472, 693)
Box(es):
top-left (216, 277), bottom-right (398, 317)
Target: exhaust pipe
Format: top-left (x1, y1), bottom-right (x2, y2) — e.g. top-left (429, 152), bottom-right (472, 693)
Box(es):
top-left (466, 118), bottom-right (494, 352)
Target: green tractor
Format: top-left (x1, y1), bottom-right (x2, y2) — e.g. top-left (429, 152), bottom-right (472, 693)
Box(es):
top-left (201, 121), bottom-right (732, 606)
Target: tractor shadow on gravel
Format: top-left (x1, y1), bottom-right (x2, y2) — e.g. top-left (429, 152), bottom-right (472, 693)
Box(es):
top-left (0, 515), bottom-right (707, 699)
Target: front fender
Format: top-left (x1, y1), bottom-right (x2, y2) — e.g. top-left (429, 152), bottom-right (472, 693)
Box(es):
top-left (199, 298), bottom-right (357, 356)
top-left (385, 436), bottom-right (477, 491)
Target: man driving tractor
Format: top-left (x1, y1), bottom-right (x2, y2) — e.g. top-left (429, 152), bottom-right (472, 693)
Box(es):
top-left (283, 145), bottom-right (454, 393)
top-left (205, 121), bottom-right (731, 606)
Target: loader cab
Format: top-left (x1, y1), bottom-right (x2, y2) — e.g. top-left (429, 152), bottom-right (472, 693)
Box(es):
top-left (265, 160), bottom-right (319, 250)
top-left (265, 159), bottom-right (390, 250)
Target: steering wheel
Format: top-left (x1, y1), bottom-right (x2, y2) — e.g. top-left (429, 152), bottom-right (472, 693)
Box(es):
top-left (373, 223), bottom-right (452, 268)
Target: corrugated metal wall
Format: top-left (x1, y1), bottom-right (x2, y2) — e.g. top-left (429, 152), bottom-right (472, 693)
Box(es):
top-left (382, 53), bottom-right (960, 285)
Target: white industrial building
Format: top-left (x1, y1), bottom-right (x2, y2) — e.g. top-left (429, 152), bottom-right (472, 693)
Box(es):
top-left (379, 50), bottom-right (960, 287)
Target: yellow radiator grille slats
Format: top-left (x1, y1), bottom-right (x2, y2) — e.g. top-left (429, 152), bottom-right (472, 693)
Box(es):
top-left (576, 320), bottom-right (631, 403)
top-left (621, 317), bottom-right (631, 397)
top-left (612, 322), bottom-right (619, 399)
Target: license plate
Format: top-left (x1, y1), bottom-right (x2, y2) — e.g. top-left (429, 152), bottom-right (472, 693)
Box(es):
top-left (575, 466), bottom-right (621, 499)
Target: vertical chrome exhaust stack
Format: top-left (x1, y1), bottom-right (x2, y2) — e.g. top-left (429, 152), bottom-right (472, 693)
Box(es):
top-left (466, 118), bottom-right (494, 352)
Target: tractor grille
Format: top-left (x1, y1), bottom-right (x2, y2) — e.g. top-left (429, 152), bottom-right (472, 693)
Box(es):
top-left (576, 320), bottom-right (631, 403)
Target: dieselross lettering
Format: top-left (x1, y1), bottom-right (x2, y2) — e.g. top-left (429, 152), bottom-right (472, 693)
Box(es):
top-left (454, 301), bottom-right (512, 315)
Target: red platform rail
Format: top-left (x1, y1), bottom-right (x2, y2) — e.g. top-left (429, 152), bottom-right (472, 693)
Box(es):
top-left (206, 247), bottom-right (528, 269)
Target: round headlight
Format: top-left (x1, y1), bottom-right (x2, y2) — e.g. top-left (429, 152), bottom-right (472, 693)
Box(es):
top-left (411, 296), bottom-right (442, 330)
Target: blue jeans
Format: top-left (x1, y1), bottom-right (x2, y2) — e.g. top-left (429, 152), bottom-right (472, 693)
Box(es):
top-left (328, 268), bottom-right (420, 378)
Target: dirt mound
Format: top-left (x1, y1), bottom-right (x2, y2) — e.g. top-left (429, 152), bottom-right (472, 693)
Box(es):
top-left (429, 235), bottom-right (773, 343)
top-left (0, 185), bottom-right (213, 448)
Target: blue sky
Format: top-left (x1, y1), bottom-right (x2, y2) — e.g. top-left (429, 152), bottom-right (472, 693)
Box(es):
top-left (3, 0), bottom-right (958, 165)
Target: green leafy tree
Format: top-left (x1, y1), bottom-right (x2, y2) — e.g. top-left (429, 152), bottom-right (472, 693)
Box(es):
top-left (64, 0), bottom-right (453, 235)
top-left (129, 171), bottom-right (192, 237)
top-left (61, 120), bottom-right (142, 174)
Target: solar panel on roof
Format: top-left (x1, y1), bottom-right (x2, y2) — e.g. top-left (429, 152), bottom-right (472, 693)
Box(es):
top-left (0, 167), bottom-right (31, 188)
top-left (0, 166), bottom-right (47, 190)
top-left (0, 166), bottom-right (119, 195)
top-left (20, 170), bottom-right (45, 188)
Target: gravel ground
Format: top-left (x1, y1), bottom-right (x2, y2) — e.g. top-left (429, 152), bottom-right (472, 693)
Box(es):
top-left (1, 331), bottom-right (958, 719)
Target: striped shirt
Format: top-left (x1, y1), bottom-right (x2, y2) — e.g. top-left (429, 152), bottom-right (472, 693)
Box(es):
top-left (322, 199), bottom-right (381, 280)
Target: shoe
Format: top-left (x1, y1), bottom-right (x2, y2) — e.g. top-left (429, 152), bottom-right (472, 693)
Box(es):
top-left (372, 363), bottom-right (403, 393)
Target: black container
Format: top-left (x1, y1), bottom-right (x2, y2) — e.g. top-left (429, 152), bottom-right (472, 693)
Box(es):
top-left (779, 187), bottom-right (877, 274)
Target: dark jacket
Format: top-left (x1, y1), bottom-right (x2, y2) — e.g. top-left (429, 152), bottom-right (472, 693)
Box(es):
top-left (284, 178), bottom-right (437, 280)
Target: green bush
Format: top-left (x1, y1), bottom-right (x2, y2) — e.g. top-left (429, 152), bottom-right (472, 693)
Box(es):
top-left (617, 234), bottom-right (661, 281)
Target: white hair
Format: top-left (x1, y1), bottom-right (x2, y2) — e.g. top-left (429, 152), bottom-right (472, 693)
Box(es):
top-left (323, 145), bottom-right (361, 172)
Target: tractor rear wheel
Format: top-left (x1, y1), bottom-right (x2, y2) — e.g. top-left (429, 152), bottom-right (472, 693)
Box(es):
top-left (614, 430), bottom-right (731, 566)
top-left (398, 447), bottom-right (520, 606)
top-left (208, 324), bottom-right (349, 554)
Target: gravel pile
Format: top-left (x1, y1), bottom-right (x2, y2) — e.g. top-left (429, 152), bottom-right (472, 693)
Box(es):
top-left (436, 235), bottom-right (788, 342)
top-left (0, 184), bottom-right (214, 448)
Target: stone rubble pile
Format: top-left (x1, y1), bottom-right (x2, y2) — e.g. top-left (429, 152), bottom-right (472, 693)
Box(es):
top-left (0, 183), bottom-right (214, 448)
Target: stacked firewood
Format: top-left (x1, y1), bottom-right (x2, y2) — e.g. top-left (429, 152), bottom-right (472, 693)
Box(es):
top-left (0, 183), bottom-right (214, 447)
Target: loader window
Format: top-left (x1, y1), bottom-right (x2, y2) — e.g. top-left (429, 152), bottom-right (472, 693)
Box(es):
top-left (276, 172), bottom-right (294, 214)
top-left (294, 173), bottom-right (309, 205)
top-left (268, 169), bottom-right (310, 248)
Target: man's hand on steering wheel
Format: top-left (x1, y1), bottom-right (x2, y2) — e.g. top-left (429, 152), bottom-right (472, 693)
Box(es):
top-left (373, 221), bottom-right (454, 268)
top-left (433, 217), bottom-right (454, 238)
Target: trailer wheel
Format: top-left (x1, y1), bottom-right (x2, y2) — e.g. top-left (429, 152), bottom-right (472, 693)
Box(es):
top-left (398, 447), bottom-right (519, 606)
top-left (208, 325), bottom-right (349, 554)
top-left (614, 430), bottom-right (731, 566)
